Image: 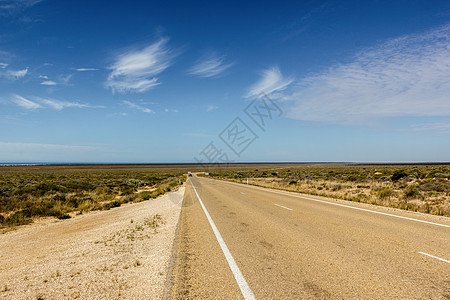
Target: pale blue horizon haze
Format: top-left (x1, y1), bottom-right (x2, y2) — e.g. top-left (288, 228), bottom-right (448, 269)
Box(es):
top-left (1, 0), bottom-right (449, 163)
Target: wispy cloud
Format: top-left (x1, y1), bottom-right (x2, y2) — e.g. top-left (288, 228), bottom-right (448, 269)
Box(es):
top-left (11, 95), bottom-right (41, 109)
top-left (1, 67), bottom-right (28, 80)
top-left (0, 0), bottom-right (44, 14)
top-left (188, 53), bottom-right (233, 78)
top-left (206, 104), bottom-right (218, 112)
top-left (123, 100), bottom-right (154, 113)
top-left (282, 24), bottom-right (450, 125)
top-left (35, 97), bottom-right (91, 110)
top-left (106, 38), bottom-right (176, 93)
top-left (409, 120), bottom-right (450, 135)
top-left (39, 74), bottom-right (72, 86)
top-left (40, 80), bottom-right (57, 86)
top-left (75, 68), bottom-right (99, 72)
top-left (246, 66), bottom-right (293, 98)
top-left (0, 62), bottom-right (8, 69)
top-left (10, 95), bottom-right (94, 111)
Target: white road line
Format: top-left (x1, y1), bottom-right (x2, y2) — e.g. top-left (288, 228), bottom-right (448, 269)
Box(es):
top-left (418, 252), bottom-right (450, 263)
top-left (188, 178), bottom-right (255, 300)
top-left (217, 179), bottom-right (450, 229)
top-left (274, 203), bottom-right (293, 211)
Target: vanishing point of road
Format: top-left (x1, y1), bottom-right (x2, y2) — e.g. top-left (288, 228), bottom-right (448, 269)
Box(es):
top-left (168, 175), bottom-right (449, 299)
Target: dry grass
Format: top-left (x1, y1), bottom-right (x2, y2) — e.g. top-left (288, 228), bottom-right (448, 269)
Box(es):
top-left (208, 164), bottom-right (450, 216)
top-left (0, 165), bottom-right (189, 228)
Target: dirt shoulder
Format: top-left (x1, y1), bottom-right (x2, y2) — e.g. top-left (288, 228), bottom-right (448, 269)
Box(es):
top-left (0, 186), bottom-right (185, 299)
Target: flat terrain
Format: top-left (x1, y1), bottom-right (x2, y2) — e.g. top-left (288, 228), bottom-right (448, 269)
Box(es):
top-left (0, 187), bottom-right (184, 299)
top-left (169, 175), bottom-right (450, 299)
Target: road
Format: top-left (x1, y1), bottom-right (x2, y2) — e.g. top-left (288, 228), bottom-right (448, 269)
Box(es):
top-left (168, 175), bottom-right (450, 299)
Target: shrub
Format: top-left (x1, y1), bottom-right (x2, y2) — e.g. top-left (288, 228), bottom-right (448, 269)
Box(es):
top-left (391, 170), bottom-right (408, 181)
top-left (103, 200), bottom-right (121, 210)
top-left (289, 180), bottom-right (298, 185)
top-left (126, 179), bottom-right (145, 187)
top-left (377, 187), bottom-right (396, 200)
top-left (404, 185), bottom-right (421, 199)
top-left (141, 192), bottom-right (151, 200)
top-left (331, 184), bottom-right (343, 191)
top-left (4, 209), bottom-right (33, 226)
top-left (53, 211), bottom-right (71, 219)
top-left (120, 185), bottom-right (137, 195)
top-left (353, 193), bottom-right (369, 202)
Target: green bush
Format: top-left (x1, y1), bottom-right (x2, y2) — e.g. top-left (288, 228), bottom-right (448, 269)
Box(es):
top-left (404, 185), bottom-right (421, 199)
top-left (289, 180), bottom-right (297, 185)
top-left (391, 170), bottom-right (408, 181)
top-left (141, 192), bottom-right (151, 200)
top-left (4, 210), bottom-right (33, 226)
top-left (103, 200), bottom-right (121, 210)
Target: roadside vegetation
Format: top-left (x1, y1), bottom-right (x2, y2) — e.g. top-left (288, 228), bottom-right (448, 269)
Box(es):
top-left (206, 164), bottom-right (450, 216)
top-left (0, 165), bottom-right (187, 228)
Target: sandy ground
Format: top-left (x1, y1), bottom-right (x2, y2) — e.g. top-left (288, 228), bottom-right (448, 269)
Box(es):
top-left (0, 186), bottom-right (185, 299)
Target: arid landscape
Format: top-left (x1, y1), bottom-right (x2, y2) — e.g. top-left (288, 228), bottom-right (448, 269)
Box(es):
top-left (0, 163), bottom-right (449, 299)
top-left (0, 164), bottom-right (189, 229)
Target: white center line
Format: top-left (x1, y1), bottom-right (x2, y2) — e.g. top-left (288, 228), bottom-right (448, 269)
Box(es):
top-left (418, 252), bottom-right (450, 263)
top-left (274, 203), bottom-right (293, 211)
top-left (217, 179), bottom-right (450, 229)
top-left (188, 178), bottom-right (255, 300)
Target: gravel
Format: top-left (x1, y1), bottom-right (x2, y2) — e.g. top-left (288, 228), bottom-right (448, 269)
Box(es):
top-left (0, 186), bottom-right (185, 299)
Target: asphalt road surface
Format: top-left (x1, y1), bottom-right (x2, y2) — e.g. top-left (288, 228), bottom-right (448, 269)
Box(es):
top-left (168, 175), bottom-right (449, 299)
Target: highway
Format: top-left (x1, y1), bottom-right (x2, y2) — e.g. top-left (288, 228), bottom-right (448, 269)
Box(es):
top-left (168, 175), bottom-right (450, 299)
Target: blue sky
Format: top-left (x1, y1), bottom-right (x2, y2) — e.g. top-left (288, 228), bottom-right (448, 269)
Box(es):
top-left (0, 0), bottom-right (449, 163)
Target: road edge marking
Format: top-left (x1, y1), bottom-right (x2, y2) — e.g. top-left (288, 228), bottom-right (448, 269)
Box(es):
top-left (188, 178), bottom-right (256, 300)
top-left (418, 252), bottom-right (450, 263)
top-left (217, 179), bottom-right (450, 229)
top-left (274, 203), bottom-right (293, 211)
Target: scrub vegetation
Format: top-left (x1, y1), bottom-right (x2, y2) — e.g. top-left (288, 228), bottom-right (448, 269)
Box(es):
top-left (0, 165), bottom-right (187, 228)
top-left (207, 164), bottom-right (450, 216)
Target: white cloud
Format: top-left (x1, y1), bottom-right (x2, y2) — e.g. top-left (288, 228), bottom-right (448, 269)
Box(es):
top-left (106, 38), bottom-right (175, 93)
top-left (10, 95), bottom-right (93, 111)
top-left (3, 67), bottom-right (28, 80)
top-left (206, 104), bottom-right (218, 112)
top-left (0, 62), bottom-right (8, 69)
top-left (35, 97), bottom-right (90, 110)
top-left (246, 66), bottom-right (293, 98)
top-left (188, 53), bottom-right (233, 78)
top-left (0, 0), bottom-right (44, 14)
top-left (38, 74), bottom-right (72, 86)
top-left (60, 74), bottom-right (72, 85)
top-left (40, 80), bottom-right (57, 86)
top-left (123, 100), bottom-right (154, 113)
top-left (76, 68), bottom-right (99, 72)
top-left (283, 24), bottom-right (450, 124)
top-left (11, 95), bottom-right (41, 110)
